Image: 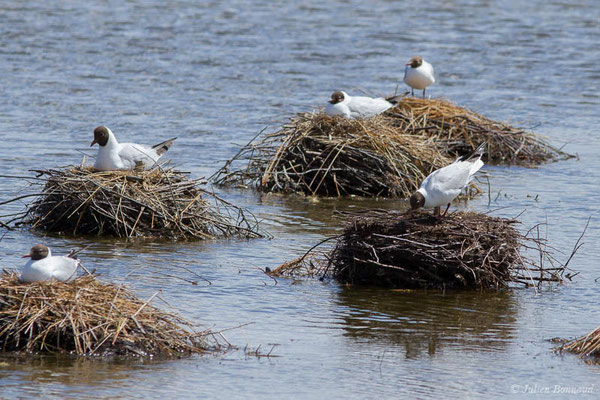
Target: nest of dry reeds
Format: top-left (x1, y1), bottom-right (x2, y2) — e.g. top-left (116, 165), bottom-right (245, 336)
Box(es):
top-left (269, 210), bottom-right (567, 290)
top-left (213, 97), bottom-right (571, 197)
top-left (385, 97), bottom-right (571, 164)
top-left (213, 113), bottom-right (456, 197)
top-left (9, 166), bottom-right (262, 239)
top-left (0, 271), bottom-right (211, 357)
top-left (557, 326), bottom-right (600, 360)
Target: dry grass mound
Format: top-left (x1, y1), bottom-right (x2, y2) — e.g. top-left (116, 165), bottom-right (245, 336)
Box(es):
top-left (386, 97), bottom-right (571, 165)
top-left (557, 326), bottom-right (600, 360)
top-left (213, 113), bottom-right (458, 198)
top-left (213, 97), bottom-right (570, 197)
top-left (0, 271), bottom-right (211, 357)
top-left (9, 167), bottom-right (263, 239)
top-left (269, 210), bottom-right (566, 290)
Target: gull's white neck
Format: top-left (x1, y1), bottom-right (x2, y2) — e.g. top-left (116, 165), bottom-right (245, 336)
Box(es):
top-left (103, 128), bottom-right (120, 150)
top-left (341, 91), bottom-right (351, 104)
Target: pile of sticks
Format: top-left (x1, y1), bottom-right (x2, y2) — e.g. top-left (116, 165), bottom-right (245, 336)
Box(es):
top-left (8, 167), bottom-right (263, 239)
top-left (213, 97), bottom-right (571, 198)
top-left (0, 271), bottom-right (212, 357)
top-left (213, 112), bottom-right (453, 197)
top-left (388, 97), bottom-right (572, 165)
top-left (557, 326), bottom-right (600, 359)
top-left (269, 210), bottom-right (568, 290)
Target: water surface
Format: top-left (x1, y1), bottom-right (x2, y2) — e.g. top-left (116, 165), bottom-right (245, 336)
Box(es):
top-left (1, 0), bottom-right (599, 398)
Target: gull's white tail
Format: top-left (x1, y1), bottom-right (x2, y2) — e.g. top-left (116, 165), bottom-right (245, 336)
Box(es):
top-left (467, 142), bottom-right (486, 178)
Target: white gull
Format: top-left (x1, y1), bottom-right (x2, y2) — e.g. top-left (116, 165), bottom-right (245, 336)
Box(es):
top-left (409, 143), bottom-right (486, 217)
top-left (91, 126), bottom-right (176, 171)
top-left (325, 91), bottom-right (393, 119)
top-left (20, 244), bottom-right (80, 283)
top-left (403, 56), bottom-right (435, 98)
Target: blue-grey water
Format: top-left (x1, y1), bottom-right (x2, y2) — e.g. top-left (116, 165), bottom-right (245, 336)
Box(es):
top-left (1, 0), bottom-right (599, 398)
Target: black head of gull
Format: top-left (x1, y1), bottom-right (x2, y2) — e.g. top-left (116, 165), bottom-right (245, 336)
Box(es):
top-left (407, 56), bottom-right (423, 69)
top-left (91, 126), bottom-right (110, 147)
top-left (409, 191), bottom-right (425, 210)
top-left (329, 91), bottom-right (345, 104)
top-left (23, 244), bottom-right (50, 260)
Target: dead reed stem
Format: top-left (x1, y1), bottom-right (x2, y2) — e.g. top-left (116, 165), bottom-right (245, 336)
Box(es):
top-left (557, 326), bottom-right (600, 359)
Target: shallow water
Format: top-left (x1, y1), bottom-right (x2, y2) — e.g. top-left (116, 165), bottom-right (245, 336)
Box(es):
top-left (1, 0), bottom-right (600, 398)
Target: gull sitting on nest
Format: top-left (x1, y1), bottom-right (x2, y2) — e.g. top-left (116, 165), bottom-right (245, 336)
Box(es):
top-left (325, 91), bottom-right (393, 119)
top-left (20, 244), bottom-right (80, 283)
top-left (90, 125), bottom-right (176, 171)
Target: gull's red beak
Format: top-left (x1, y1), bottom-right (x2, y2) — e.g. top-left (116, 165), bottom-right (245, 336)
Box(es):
top-left (22, 254), bottom-right (31, 258)
top-left (90, 139), bottom-right (97, 147)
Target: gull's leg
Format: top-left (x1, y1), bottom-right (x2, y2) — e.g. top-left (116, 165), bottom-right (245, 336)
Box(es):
top-left (441, 203), bottom-right (451, 217)
top-left (422, 88), bottom-right (426, 98)
top-left (433, 206), bottom-right (440, 217)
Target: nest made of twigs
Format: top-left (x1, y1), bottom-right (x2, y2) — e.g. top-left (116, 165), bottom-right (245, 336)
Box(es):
top-left (212, 97), bottom-right (571, 198)
top-left (213, 112), bottom-right (461, 198)
top-left (10, 166), bottom-right (263, 240)
top-left (0, 271), bottom-right (212, 357)
top-left (386, 97), bottom-right (572, 164)
top-left (269, 210), bottom-right (567, 290)
top-left (556, 326), bottom-right (600, 360)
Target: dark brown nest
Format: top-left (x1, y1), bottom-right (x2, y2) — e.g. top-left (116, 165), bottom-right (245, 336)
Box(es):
top-left (7, 166), bottom-right (263, 239)
top-left (556, 326), bottom-right (600, 360)
top-left (386, 97), bottom-right (572, 165)
top-left (0, 271), bottom-right (213, 357)
top-left (213, 112), bottom-right (467, 198)
top-left (213, 97), bottom-right (571, 197)
top-left (269, 210), bottom-right (567, 290)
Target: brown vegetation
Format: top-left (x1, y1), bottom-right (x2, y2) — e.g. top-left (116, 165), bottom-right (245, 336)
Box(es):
top-left (9, 167), bottom-right (263, 239)
top-left (0, 271), bottom-right (212, 357)
top-left (269, 210), bottom-right (567, 290)
top-left (213, 97), bottom-right (571, 197)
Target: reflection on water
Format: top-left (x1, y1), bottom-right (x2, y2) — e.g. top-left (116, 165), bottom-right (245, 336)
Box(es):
top-left (0, 353), bottom-right (155, 387)
top-left (337, 287), bottom-right (517, 358)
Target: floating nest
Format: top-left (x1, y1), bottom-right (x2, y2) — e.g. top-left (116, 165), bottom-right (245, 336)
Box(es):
top-left (556, 326), bottom-right (600, 360)
top-left (269, 210), bottom-right (569, 290)
top-left (214, 113), bottom-right (457, 197)
top-left (212, 97), bottom-right (571, 197)
top-left (0, 271), bottom-right (213, 357)
top-left (6, 166), bottom-right (263, 239)
top-left (386, 97), bottom-right (572, 164)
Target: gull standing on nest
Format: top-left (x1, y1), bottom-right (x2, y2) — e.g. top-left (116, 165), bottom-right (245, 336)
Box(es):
top-left (20, 244), bottom-right (80, 283)
top-left (325, 91), bottom-right (393, 119)
top-left (404, 56), bottom-right (435, 98)
top-left (409, 143), bottom-right (486, 218)
top-left (90, 126), bottom-right (176, 171)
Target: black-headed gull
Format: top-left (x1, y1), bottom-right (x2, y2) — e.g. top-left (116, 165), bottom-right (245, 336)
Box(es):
top-left (20, 244), bottom-right (80, 283)
top-left (410, 143), bottom-right (486, 217)
top-left (90, 126), bottom-right (176, 171)
top-left (403, 56), bottom-right (435, 98)
top-left (325, 91), bottom-right (393, 119)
